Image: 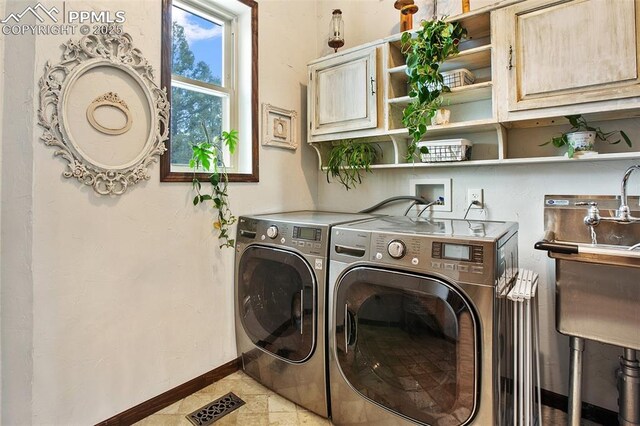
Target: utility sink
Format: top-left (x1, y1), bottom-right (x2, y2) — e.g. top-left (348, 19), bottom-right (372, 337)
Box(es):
top-left (536, 195), bottom-right (640, 350)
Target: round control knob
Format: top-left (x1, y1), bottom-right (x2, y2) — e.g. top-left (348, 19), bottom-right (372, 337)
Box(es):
top-left (266, 225), bottom-right (279, 239)
top-left (387, 240), bottom-right (406, 259)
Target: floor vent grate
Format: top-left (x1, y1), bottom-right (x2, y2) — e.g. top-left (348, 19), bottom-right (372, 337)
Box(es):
top-left (185, 392), bottom-right (245, 426)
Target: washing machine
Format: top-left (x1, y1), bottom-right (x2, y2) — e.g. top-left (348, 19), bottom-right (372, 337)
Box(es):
top-left (328, 216), bottom-right (519, 425)
top-left (234, 211), bottom-right (373, 418)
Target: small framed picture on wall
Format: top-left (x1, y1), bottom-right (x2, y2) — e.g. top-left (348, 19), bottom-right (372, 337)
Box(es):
top-left (261, 103), bottom-right (298, 150)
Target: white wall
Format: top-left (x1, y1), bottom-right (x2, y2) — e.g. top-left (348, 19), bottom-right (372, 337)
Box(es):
top-left (1, 1), bottom-right (36, 421)
top-left (1, 0), bottom-right (318, 424)
top-left (314, 0), bottom-right (639, 412)
top-left (0, 1), bottom-right (4, 418)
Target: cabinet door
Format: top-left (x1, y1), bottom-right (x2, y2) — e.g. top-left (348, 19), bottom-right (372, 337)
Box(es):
top-left (308, 47), bottom-right (378, 136)
top-left (497, 0), bottom-right (640, 114)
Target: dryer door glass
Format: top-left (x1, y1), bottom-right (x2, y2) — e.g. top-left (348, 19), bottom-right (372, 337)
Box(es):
top-left (238, 246), bottom-right (316, 362)
top-left (335, 267), bottom-right (478, 425)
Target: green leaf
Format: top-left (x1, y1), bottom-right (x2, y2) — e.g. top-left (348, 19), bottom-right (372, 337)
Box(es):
top-left (621, 130), bottom-right (632, 147)
top-left (222, 129), bottom-right (239, 154)
top-left (193, 196), bottom-right (199, 206)
top-left (200, 156), bottom-right (211, 171)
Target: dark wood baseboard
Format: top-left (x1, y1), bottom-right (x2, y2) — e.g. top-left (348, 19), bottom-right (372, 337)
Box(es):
top-left (541, 387), bottom-right (619, 425)
top-left (97, 357), bottom-right (241, 426)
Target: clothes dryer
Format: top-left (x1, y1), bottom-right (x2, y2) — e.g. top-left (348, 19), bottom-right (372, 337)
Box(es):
top-left (234, 211), bottom-right (372, 418)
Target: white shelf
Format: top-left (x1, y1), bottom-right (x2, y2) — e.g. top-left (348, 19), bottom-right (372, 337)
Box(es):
top-left (388, 118), bottom-right (501, 137)
top-left (364, 151), bottom-right (640, 170)
top-left (388, 81), bottom-right (493, 106)
top-left (440, 44), bottom-right (492, 73)
top-left (388, 64), bottom-right (407, 74)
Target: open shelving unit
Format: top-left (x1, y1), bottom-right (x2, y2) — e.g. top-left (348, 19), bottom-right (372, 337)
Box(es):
top-left (308, 6), bottom-right (640, 170)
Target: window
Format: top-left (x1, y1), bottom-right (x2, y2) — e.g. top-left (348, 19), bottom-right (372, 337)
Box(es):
top-left (160, 0), bottom-right (258, 182)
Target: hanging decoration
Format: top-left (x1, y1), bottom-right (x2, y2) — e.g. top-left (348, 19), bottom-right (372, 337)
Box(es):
top-left (394, 0), bottom-right (419, 31)
top-left (38, 33), bottom-right (169, 195)
top-left (328, 9), bottom-right (345, 53)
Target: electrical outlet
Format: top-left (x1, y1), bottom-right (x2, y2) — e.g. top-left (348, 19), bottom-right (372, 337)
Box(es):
top-left (468, 188), bottom-right (483, 209)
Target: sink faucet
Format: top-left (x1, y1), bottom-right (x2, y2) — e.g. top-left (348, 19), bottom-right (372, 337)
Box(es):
top-left (580, 165), bottom-right (640, 226)
top-left (618, 164), bottom-right (640, 221)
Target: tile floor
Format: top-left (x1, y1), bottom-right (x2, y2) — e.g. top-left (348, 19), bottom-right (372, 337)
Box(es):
top-left (135, 370), bottom-right (603, 426)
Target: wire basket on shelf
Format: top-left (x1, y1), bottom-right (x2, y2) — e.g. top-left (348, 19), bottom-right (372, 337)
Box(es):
top-left (417, 139), bottom-right (473, 162)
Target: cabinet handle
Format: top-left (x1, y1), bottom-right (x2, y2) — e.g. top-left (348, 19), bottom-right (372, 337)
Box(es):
top-left (370, 77), bottom-right (376, 95)
top-left (508, 44), bottom-right (513, 70)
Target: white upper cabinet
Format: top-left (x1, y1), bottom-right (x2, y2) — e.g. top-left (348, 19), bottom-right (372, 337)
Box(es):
top-left (494, 0), bottom-right (640, 120)
top-left (308, 46), bottom-right (378, 137)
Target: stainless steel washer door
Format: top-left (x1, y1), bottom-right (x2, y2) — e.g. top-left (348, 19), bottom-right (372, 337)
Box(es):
top-left (238, 245), bottom-right (316, 363)
top-left (334, 266), bottom-right (479, 425)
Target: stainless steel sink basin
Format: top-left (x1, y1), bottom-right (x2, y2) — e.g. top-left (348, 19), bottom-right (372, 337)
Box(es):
top-left (536, 195), bottom-right (640, 350)
top-left (538, 192), bottom-right (640, 425)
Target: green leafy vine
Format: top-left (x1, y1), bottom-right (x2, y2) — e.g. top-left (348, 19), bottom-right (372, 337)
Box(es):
top-left (401, 19), bottom-right (466, 161)
top-left (326, 140), bottom-right (380, 190)
top-left (190, 125), bottom-right (238, 248)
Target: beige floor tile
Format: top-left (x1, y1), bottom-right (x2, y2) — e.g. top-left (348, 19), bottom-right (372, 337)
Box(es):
top-left (297, 411), bottom-right (331, 425)
top-left (135, 371), bottom-right (609, 426)
top-left (236, 412), bottom-right (271, 426)
top-left (268, 394), bottom-right (298, 413)
top-left (241, 393), bottom-right (269, 414)
top-left (193, 382), bottom-right (219, 397)
top-left (268, 412), bottom-right (299, 425)
top-left (133, 413), bottom-right (191, 426)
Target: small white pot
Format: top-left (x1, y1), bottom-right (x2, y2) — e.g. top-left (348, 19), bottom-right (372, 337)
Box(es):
top-left (566, 131), bottom-right (597, 153)
top-left (431, 108), bottom-right (451, 126)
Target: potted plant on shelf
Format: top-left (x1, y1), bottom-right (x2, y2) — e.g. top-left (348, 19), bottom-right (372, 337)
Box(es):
top-left (326, 140), bottom-right (380, 190)
top-left (189, 124), bottom-right (238, 249)
top-left (401, 18), bottom-right (467, 161)
top-left (542, 114), bottom-right (632, 158)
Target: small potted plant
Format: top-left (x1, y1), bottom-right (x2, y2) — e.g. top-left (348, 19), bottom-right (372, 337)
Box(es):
top-left (542, 114), bottom-right (632, 158)
top-left (326, 140), bottom-right (380, 190)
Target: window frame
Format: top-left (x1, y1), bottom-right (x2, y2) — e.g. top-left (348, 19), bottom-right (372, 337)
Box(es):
top-left (160, 0), bottom-right (259, 183)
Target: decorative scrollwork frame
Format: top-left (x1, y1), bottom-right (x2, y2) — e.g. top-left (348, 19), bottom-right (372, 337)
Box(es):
top-left (38, 33), bottom-right (169, 195)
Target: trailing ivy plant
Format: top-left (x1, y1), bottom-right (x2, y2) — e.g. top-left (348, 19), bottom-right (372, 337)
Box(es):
top-left (401, 19), bottom-right (467, 160)
top-left (326, 140), bottom-right (380, 190)
top-left (190, 124), bottom-right (238, 249)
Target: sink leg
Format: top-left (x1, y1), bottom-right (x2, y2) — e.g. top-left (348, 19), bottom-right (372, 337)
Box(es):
top-left (568, 337), bottom-right (584, 426)
top-left (618, 348), bottom-right (640, 426)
